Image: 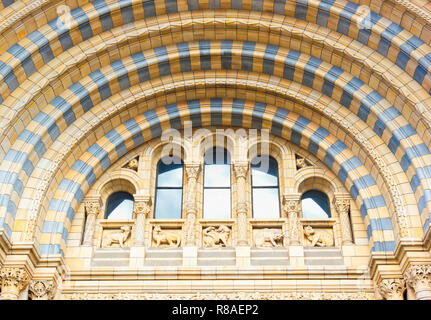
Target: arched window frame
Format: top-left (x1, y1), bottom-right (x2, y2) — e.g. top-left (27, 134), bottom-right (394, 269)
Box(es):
top-left (153, 155), bottom-right (184, 219)
top-left (202, 147), bottom-right (232, 219)
top-left (301, 190), bottom-right (332, 219)
top-left (104, 191), bottom-right (134, 220)
top-left (250, 155), bottom-right (281, 219)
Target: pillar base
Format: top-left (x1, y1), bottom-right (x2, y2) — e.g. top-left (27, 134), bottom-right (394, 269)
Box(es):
top-left (236, 246), bottom-right (250, 266)
top-left (289, 245), bottom-right (304, 266)
top-left (183, 246), bottom-right (198, 266)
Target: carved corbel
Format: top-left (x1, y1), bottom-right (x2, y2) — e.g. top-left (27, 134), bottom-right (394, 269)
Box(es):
top-left (133, 195), bottom-right (152, 246)
top-left (377, 278), bottom-right (405, 300)
top-left (28, 280), bottom-right (56, 300)
top-left (82, 196), bottom-right (102, 246)
top-left (404, 265), bottom-right (431, 300)
top-left (0, 266), bottom-right (30, 300)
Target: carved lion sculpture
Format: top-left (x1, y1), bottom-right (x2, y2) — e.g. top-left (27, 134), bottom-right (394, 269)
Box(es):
top-left (254, 228), bottom-right (285, 247)
top-left (152, 225), bottom-right (181, 247)
top-left (103, 225), bottom-right (132, 248)
top-left (203, 225), bottom-right (231, 247)
top-left (303, 225), bottom-right (334, 247)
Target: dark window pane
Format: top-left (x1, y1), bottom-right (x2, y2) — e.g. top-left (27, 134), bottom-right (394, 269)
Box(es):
top-left (252, 188), bottom-right (280, 218)
top-left (105, 191), bottom-right (134, 219)
top-left (301, 190), bottom-right (331, 218)
top-left (154, 189), bottom-right (183, 219)
top-left (203, 189), bottom-right (231, 219)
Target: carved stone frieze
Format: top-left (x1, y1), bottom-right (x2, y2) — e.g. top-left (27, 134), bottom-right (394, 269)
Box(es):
top-left (102, 225), bottom-right (132, 248)
top-left (303, 225), bottom-right (334, 247)
top-left (203, 225), bottom-right (231, 247)
top-left (152, 225), bottom-right (181, 247)
top-left (254, 228), bottom-right (285, 247)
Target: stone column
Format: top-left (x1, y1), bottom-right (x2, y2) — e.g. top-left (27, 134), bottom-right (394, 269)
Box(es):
top-left (404, 265), bottom-right (431, 300)
top-left (183, 163), bottom-right (201, 246)
top-left (282, 196), bottom-right (301, 245)
top-left (234, 162), bottom-right (249, 246)
top-left (82, 196), bottom-right (102, 246)
top-left (0, 266), bottom-right (30, 300)
top-left (28, 280), bottom-right (56, 300)
top-left (377, 278), bottom-right (405, 300)
top-left (133, 195), bottom-right (152, 246)
top-left (334, 197), bottom-right (353, 245)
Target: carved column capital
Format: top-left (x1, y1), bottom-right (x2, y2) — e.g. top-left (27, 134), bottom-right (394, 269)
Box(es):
top-left (133, 195), bottom-right (152, 217)
top-left (83, 196), bottom-right (102, 216)
top-left (184, 163), bottom-right (201, 180)
top-left (233, 162), bottom-right (249, 179)
top-left (0, 266), bottom-right (30, 300)
top-left (404, 265), bottom-right (431, 299)
top-left (334, 198), bottom-right (350, 214)
top-left (28, 280), bottom-right (56, 300)
top-left (282, 197), bottom-right (301, 214)
top-left (377, 278), bottom-right (405, 300)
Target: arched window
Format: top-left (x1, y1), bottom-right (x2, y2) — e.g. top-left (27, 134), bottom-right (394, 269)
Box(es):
top-left (203, 147), bottom-right (231, 219)
top-left (154, 156), bottom-right (184, 219)
top-left (105, 191), bottom-right (134, 219)
top-left (301, 190), bottom-right (331, 218)
top-left (251, 156), bottom-right (280, 218)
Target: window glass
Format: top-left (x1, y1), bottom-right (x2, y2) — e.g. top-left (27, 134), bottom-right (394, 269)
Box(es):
top-left (301, 190), bottom-right (331, 218)
top-left (105, 191), bottom-right (134, 219)
top-left (203, 147), bottom-right (231, 219)
top-left (154, 156), bottom-right (183, 219)
top-left (251, 156), bottom-right (280, 218)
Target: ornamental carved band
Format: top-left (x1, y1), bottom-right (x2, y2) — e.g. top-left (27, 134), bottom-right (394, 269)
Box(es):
top-left (0, 267), bottom-right (30, 299)
top-left (28, 280), bottom-right (56, 300)
top-left (377, 278), bottom-right (405, 300)
top-left (404, 265), bottom-right (431, 299)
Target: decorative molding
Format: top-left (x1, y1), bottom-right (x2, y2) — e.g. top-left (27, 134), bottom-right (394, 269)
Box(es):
top-left (64, 291), bottom-right (375, 300)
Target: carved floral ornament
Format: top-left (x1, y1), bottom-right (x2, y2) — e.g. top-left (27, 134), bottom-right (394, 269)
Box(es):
top-left (0, 267), bottom-right (30, 295)
top-left (84, 198), bottom-right (101, 216)
top-left (377, 278), bottom-right (405, 300)
top-left (28, 280), bottom-right (56, 300)
top-left (404, 265), bottom-right (431, 291)
top-left (133, 198), bottom-right (152, 217)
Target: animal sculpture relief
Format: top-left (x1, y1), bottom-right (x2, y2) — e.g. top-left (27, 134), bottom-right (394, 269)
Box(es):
top-left (303, 225), bottom-right (334, 247)
top-left (152, 225), bottom-right (181, 247)
top-left (254, 228), bottom-right (285, 247)
top-left (203, 225), bottom-right (231, 247)
top-left (103, 225), bottom-right (132, 248)
top-left (125, 158), bottom-right (139, 171)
